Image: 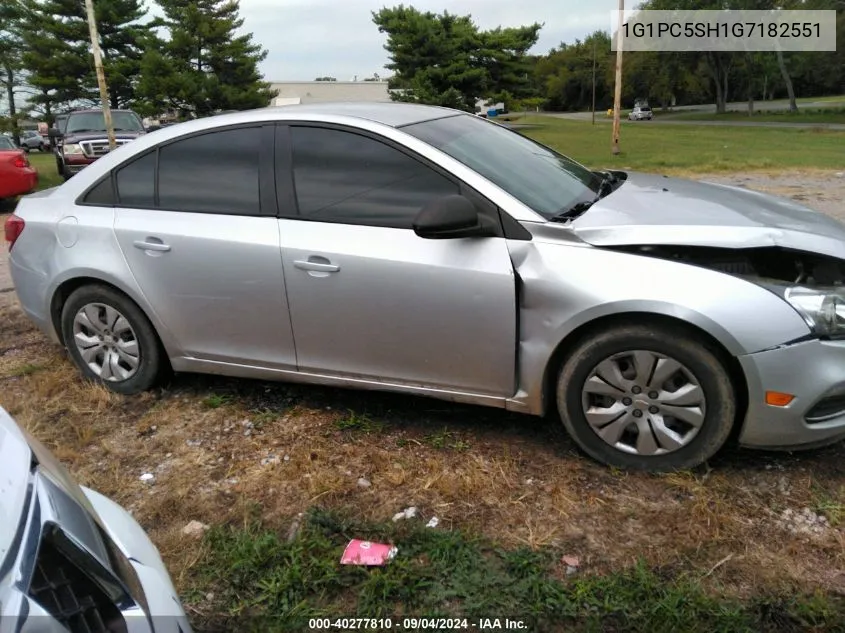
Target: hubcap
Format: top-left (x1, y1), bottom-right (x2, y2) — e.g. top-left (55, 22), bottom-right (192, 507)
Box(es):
top-left (72, 303), bottom-right (140, 382)
top-left (580, 350), bottom-right (706, 456)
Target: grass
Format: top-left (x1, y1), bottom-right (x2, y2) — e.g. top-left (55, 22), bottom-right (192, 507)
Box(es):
top-left (424, 428), bottom-right (471, 451)
top-left (26, 151), bottom-right (63, 190)
top-left (202, 393), bottom-right (233, 409)
top-left (6, 362), bottom-right (47, 377)
top-left (334, 411), bottom-right (385, 434)
top-left (184, 509), bottom-right (845, 632)
top-left (521, 115), bottom-right (845, 174)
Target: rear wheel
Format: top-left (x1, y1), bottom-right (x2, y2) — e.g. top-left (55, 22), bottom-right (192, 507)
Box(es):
top-left (61, 285), bottom-right (164, 394)
top-left (556, 323), bottom-right (735, 471)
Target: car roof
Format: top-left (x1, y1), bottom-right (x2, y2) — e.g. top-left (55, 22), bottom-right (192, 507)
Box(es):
top-left (259, 102), bottom-right (460, 128)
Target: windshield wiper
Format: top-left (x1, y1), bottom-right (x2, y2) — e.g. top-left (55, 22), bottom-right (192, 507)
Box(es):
top-left (550, 199), bottom-right (596, 223)
top-left (550, 171), bottom-right (624, 223)
top-left (67, 128), bottom-right (102, 133)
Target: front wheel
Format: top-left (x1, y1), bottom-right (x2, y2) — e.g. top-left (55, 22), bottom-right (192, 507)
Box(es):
top-left (61, 284), bottom-right (165, 394)
top-left (556, 323), bottom-right (735, 472)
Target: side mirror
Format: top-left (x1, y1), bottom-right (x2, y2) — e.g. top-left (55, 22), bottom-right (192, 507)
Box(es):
top-left (413, 195), bottom-right (486, 239)
top-left (48, 128), bottom-right (63, 139)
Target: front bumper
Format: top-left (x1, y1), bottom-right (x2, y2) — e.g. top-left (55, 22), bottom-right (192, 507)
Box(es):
top-left (738, 338), bottom-right (845, 449)
top-left (63, 153), bottom-right (97, 175)
top-left (84, 487), bottom-right (193, 632)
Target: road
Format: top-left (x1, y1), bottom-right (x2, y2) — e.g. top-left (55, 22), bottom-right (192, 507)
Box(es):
top-left (546, 111), bottom-right (845, 130)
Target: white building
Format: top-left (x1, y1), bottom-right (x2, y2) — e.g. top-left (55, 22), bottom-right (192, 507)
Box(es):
top-left (268, 81), bottom-right (392, 106)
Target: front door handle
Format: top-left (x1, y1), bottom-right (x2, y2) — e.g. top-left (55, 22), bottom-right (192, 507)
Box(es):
top-left (133, 238), bottom-right (171, 253)
top-left (293, 259), bottom-right (339, 273)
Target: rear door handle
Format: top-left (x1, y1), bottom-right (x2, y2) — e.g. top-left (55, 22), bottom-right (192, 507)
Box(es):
top-left (293, 259), bottom-right (339, 273)
top-left (133, 239), bottom-right (171, 253)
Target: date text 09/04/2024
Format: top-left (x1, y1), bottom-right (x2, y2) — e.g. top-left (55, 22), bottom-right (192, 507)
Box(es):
top-left (308, 618), bottom-right (528, 630)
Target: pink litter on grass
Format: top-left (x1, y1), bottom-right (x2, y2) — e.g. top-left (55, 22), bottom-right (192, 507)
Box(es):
top-left (340, 539), bottom-right (398, 566)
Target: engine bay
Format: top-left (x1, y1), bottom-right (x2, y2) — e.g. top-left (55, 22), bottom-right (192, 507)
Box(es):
top-left (608, 245), bottom-right (845, 286)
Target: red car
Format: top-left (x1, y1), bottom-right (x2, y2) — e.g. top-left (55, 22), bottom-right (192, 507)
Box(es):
top-left (0, 136), bottom-right (38, 199)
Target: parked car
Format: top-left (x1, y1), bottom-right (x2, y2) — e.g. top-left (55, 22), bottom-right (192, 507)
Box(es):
top-left (7, 103), bottom-right (845, 472)
top-left (0, 406), bottom-right (192, 632)
top-left (628, 106), bottom-right (653, 121)
top-left (0, 135), bottom-right (38, 199)
top-left (18, 130), bottom-right (46, 152)
top-left (52, 108), bottom-right (146, 180)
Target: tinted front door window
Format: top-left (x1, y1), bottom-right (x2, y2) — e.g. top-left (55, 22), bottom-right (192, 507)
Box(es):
top-left (290, 126), bottom-right (457, 228)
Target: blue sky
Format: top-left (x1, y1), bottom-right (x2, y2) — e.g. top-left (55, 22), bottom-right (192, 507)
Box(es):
top-left (228, 0), bottom-right (615, 81)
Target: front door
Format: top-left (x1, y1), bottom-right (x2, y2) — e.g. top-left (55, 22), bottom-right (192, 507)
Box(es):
top-left (276, 124), bottom-right (516, 396)
top-left (113, 125), bottom-right (296, 369)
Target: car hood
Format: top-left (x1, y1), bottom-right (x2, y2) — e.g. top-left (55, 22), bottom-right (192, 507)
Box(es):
top-left (570, 172), bottom-right (845, 259)
top-left (0, 408), bottom-right (33, 570)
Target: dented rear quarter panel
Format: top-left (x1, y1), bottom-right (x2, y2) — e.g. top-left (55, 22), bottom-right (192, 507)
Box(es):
top-left (508, 224), bottom-right (812, 415)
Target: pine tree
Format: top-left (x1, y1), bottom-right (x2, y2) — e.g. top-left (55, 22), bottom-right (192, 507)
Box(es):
top-left (20, 0), bottom-right (151, 117)
top-left (20, 0), bottom-right (92, 119)
top-left (0, 0), bottom-right (26, 141)
top-left (93, 0), bottom-right (152, 108)
top-left (373, 6), bottom-right (541, 112)
top-left (138, 0), bottom-right (275, 116)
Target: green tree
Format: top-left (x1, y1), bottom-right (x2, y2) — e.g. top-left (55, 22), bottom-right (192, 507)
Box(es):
top-left (138, 0), bottom-right (275, 117)
top-left (19, 0), bottom-right (151, 117)
top-left (0, 0), bottom-right (26, 142)
top-left (20, 0), bottom-right (92, 120)
top-left (96, 0), bottom-right (155, 108)
top-left (536, 32), bottom-right (616, 112)
top-left (373, 5), bottom-right (541, 112)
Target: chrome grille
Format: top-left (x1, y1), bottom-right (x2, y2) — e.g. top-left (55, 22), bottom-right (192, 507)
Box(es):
top-left (28, 534), bottom-right (127, 633)
top-left (80, 139), bottom-right (131, 158)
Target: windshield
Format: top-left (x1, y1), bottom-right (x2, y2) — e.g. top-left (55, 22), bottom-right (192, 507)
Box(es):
top-left (0, 136), bottom-right (16, 150)
top-left (403, 114), bottom-right (601, 219)
top-left (66, 111), bottom-right (143, 134)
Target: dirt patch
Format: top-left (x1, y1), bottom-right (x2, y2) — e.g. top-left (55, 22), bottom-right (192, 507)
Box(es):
top-left (1, 174), bottom-right (845, 604)
top-left (696, 170), bottom-right (845, 221)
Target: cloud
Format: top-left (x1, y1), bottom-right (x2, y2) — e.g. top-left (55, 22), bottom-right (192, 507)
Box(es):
top-left (234, 0), bottom-right (613, 81)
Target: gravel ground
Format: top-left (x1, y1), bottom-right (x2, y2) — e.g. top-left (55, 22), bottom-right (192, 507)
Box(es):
top-left (699, 170), bottom-right (845, 220)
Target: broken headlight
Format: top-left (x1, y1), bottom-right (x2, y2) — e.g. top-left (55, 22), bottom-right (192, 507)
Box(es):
top-left (775, 284), bottom-right (845, 337)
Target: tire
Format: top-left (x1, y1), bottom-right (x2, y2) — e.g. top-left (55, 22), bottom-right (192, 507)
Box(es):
top-left (61, 284), bottom-right (164, 394)
top-left (556, 323), bottom-right (735, 472)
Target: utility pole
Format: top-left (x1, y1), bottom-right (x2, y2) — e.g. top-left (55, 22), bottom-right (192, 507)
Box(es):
top-left (611, 0), bottom-right (624, 155)
top-left (84, 0), bottom-right (116, 150)
top-left (591, 37), bottom-right (597, 125)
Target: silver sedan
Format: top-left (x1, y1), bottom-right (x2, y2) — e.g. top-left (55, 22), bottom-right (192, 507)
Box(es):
top-left (7, 103), bottom-right (845, 471)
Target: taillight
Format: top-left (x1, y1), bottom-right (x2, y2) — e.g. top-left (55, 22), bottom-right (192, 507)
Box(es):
top-left (4, 214), bottom-right (24, 251)
top-left (12, 154), bottom-right (29, 168)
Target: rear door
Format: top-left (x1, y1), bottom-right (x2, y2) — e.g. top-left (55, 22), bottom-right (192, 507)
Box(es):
top-left (275, 123), bottom-right (517, 396)
top-left (112, 124), bottom-right (297, 369)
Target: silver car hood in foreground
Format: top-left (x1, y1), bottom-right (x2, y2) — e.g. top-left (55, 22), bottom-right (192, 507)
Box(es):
top-left (0, 409), bottom-right (31, 568)
top-left (571, 172), bottom-right (845, 259)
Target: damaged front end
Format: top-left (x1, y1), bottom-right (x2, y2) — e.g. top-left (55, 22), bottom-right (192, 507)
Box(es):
top-left (606, 244), bottom-right (845, 338)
